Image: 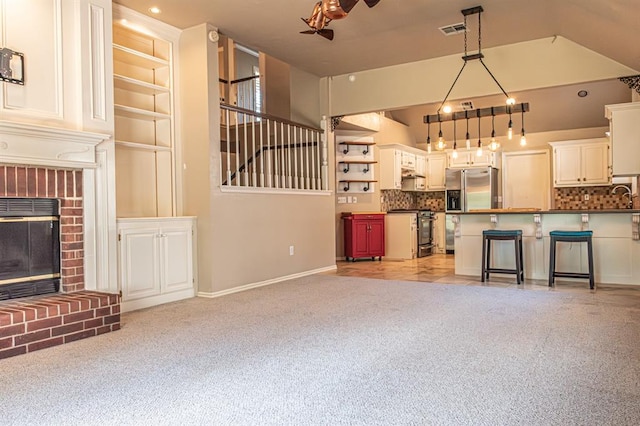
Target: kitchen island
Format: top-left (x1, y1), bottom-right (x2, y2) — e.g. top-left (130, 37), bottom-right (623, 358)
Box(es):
top-left (452, 210), bottom-right (640, 285)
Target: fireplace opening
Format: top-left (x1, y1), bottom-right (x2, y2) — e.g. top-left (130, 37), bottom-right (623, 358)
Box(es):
top-left (0, 198), bottom-right (60, 300)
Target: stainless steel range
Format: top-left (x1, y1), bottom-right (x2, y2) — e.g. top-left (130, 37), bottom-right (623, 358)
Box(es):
top-left (417, 209), bottom-right (435, 257)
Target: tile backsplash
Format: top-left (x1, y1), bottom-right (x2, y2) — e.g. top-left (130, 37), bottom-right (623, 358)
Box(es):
top-left (381, 190), bottom-right (445, 211)
top-left (553, 185), bottom-right (632, 210)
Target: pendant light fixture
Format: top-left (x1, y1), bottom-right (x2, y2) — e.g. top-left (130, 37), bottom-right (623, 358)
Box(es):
top-left (465, 111), bottom-right (471, 150)
top-left (452, 117), bottom-right (458, 159)
top-left (476, 109), bottom-right (483, 157)
top-left (436, 114), bottom-right (446, 150)
top-left (507, 106), bottom-right (513, 140)
top-left (424, 5), bottom-right (529, 150)
top-left (520, 104), bottom-right (527, 146)
top-left (488, 108), bottom-right (500, 152)
top-left (426, 116), bottom-right (432, 153)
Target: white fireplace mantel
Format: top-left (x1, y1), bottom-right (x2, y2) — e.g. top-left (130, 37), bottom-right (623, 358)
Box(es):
top-left (0, 120), bottom-right (110, 169)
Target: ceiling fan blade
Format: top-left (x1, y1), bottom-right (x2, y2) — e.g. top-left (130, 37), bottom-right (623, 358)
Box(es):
top-left (318, 29), bottom-right (335, 41)
top-left (363, 0), bottom-right (381, 7)
top-left (338, 0), bottom-right (359, 14)
top-left (300, 30), bottom-right (316, 34)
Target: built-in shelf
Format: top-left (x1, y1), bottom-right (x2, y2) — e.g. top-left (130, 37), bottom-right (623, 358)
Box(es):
top-left (115, 140), bottom-right (172, 152)
top-left (339, 179), bottom-right (377, 192)
top-left (338, 160), bottom-right (377, 173)
top-left (338, 141), bottom-right (376, 155)
top-left (115, 104), bottom-right (170, 121)
top-left (114, 74), bottom-right (169, 95)
top-left (113, 43), bottom-right (168, 69)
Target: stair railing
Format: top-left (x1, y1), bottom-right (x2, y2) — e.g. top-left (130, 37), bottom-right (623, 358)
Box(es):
top-left (220, 104), bottom-right (326, 191)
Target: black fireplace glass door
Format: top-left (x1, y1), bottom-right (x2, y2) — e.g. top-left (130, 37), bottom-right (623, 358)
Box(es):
top-left (0, 222), bottom-right (29, 280)
top-left (30, 220), bottom-right (60, 277)
top-left (0, 220), bottom-right (60, 281)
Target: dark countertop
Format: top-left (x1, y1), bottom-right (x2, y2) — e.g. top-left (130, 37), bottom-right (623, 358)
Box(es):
top-left (458, 209), bottom-right (640, 215)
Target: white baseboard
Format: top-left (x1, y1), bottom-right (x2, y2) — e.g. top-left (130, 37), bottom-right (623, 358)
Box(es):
top-left (197, 265), bottom-right (337, 299)
top-left (121, 288), bottom-right (195, 313)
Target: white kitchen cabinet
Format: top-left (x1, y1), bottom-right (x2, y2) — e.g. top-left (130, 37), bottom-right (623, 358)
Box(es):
top-left (427, 154), bottom-right (447, 190)
top-left (447, 151), bottom-right (496, 168)
top-left (433, 212), bottom-right (446, 254)
top-left (415, 155), bottom-right (427, 177)
top-left (384, 213), bottom-right (417, 260)
top-left (401, 152), bottom-right (416, 170)
top-left (118, 217), bottom-right (197, 312)
top-left (550, 139), bottom-right (610, 187)
top-left (605, 102), bottom-right (640, 176)
top-left (379, 148), bottom-right (403, 190)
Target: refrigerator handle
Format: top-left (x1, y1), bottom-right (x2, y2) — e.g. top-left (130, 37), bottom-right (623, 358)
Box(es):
top-left (461, 169), bottom-right (466, 212)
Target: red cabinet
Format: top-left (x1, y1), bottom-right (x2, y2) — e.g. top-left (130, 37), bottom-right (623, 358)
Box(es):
top-left (343, 213), bottom-right (385, 261)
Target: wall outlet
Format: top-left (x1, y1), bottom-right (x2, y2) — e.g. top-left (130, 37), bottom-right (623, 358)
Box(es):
top-left (347, 196), bottom-right (353, 203)
top-left (584, 194), bottom-right (590, 201)
top-left (289, 245), bottom-right (294, 256)
top-left (352, 196), bottom-right (358, 203)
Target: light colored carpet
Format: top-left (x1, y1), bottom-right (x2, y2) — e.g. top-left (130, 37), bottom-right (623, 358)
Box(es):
top-left (2, 275), bottom-right (640, 425)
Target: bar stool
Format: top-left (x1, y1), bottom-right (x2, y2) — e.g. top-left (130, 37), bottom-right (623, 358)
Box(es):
top-left (481, 230), bottom-right (524, 284)
top-left (548, 230), bottom-right (595, 289)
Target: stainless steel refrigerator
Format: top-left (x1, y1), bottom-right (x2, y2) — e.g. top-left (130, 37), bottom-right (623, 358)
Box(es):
top-left (445, 167), bottom-right (499, 253)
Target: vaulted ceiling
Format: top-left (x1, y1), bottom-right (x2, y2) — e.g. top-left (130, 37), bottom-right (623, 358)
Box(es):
top-left (115, 0), bottom-right (638, 137)
top-left (116, 0), bottom-right (639, 77)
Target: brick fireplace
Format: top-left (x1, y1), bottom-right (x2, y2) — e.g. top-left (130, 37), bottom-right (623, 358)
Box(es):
top-left (0, 122), bottom-right (119, 360)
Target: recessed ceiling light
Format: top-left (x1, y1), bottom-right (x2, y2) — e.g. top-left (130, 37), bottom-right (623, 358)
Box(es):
top-left (577, 90), bottom-right (589, 98)
top-left (149, 6), bottom-right (161, 14)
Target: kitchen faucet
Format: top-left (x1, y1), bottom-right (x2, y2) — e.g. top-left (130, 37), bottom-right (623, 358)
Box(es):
top-left (611, 185), bottom-right (633, 208)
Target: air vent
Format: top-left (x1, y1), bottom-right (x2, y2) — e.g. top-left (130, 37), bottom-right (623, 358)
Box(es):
top-left (0, 198), bottom-right (59, 217)
top-left (439, 22), bottom-right (466, 36)
top-left (460, 101), bottom-right (474, 110)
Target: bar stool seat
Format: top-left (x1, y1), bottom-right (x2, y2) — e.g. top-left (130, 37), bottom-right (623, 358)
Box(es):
top-left (548, 230), bottom-right (594, 289)
top-left (481, 229), bottom-right (524, 284)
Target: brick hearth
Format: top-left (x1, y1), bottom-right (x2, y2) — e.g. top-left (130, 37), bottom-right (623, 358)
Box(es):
top-left (0, 292), bottom-right (120, 359)
top-left (0, 164), bottom-right (120, 359)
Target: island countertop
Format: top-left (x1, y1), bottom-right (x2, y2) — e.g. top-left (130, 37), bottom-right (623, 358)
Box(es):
top-left (459, 209), bottom-right (640, 214)
top-left (453, 209), bottom-right (640, 286)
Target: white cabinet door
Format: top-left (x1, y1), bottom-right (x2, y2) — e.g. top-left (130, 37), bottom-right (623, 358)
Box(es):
top-left (119, 228), bottom-right (161, 301)
top-left (553, 145), bottom-right (582, 186)
top-left (160, 226), bottom-right (194, 293)
top-left (471, 151), bottom-right (495, 167)
top-left (582, 142), bottom-right (610, 185)
top-left (401, 152), bottom-right (416, 170)
top-left (427, 154), bottom-right (447, 190)
top-left (448, 151), bottom-right (472, 168)
top-left (379, 149), bottom-right (402, 190)
top-left (415, 155), bottom-right (426, 177)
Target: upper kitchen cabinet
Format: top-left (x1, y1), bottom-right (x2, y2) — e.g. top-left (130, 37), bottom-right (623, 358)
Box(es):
top-left (550, 138), bottom-right (610, 187)
top-left (605, 102), bottom-right (640, 176)
top-left (426, 153), bottom-right (447, 190)
top-left (447, 150), bottom-right (497, 169)
top-left (0, 0), bottom-right (113, 133)
top-left (379, 147), bottom-right (402, 190)
top-left (112, 5), bottom-right (181, 217)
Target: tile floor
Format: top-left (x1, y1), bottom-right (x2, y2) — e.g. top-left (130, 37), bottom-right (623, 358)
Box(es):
top-left (326, 254), bottom-right (640, 301)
